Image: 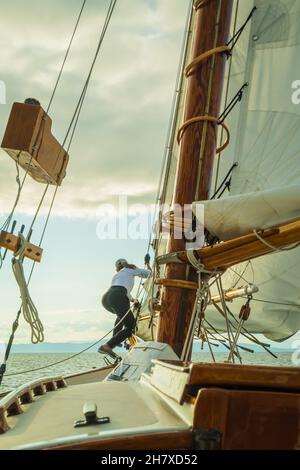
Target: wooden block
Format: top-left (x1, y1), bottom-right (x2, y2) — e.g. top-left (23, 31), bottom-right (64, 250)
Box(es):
top-left (0, 231), bottom-right (43, 262)
top-left (1, 102), bottom-right (69, 185)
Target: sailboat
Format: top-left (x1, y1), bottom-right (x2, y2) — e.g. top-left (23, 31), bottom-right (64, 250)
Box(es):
top-left (1, 0), bottom-right (300, 450)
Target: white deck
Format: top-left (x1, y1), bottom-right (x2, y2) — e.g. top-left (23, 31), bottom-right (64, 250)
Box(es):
top-left (0, 378), bottom-right (192, 450)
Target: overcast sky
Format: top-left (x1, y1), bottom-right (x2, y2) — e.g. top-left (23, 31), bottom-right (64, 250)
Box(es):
top-left (0, 0), bottom-right (189, 344)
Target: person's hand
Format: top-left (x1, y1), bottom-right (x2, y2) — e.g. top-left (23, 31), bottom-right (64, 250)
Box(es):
top-left (144, 253), bottom-right (150, 265)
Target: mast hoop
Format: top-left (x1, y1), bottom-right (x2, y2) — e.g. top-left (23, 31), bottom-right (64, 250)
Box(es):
top-left (177, 115), bottom-right (230, 154)
top-left (185, 45), bottom-right (231, 77)
top-left (193, 0), bottom-right (211, 11)
top-left (155, 278), bottom-right (199, 290)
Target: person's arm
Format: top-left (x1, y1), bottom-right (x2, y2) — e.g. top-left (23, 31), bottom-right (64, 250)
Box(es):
top-left (132, 268), bottom-right (151, 278)
top-left (144, 253), bottom-right (151, 273)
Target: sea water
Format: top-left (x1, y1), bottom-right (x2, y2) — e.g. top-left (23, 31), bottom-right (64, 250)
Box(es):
top-left (0, 351), bottom-right (296, 394)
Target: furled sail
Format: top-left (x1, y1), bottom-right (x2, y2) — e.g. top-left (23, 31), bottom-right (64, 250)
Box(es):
top-left (193, 0), bottom-right (300, 341)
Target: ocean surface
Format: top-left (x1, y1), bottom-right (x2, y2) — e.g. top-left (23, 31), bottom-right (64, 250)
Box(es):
top-left (0, 351), bottom-right (297, 394)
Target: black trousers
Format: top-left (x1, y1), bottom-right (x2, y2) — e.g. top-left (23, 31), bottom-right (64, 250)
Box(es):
top-left (101, 286), bottom-right (135, 348)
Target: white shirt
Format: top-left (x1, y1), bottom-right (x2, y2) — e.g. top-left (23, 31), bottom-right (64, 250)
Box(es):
top-left (111, 267), bottom-right (151, 296)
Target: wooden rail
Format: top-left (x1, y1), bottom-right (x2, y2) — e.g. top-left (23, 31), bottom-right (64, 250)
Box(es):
top-left (0, 377), bottom-right (67, 434)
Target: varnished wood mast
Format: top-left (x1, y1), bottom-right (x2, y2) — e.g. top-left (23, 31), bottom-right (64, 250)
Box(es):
top-left (157, 0), bottom-right (233, 356)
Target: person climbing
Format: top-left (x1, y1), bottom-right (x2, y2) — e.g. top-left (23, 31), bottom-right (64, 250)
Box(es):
top-left (98, 255), bottom-right (151, 359)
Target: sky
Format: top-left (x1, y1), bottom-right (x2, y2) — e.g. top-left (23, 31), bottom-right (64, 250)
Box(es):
top-left (0, 0), bottom-right (190, 344)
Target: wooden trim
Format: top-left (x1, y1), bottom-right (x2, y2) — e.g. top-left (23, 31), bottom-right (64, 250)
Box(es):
top-left (0, 376), bottom-right (67, 434)
top-left (173, 220), bottom-right (300, 270)
top-left (64, 365), bottom-right (113, 380)
top-left (48, 430), bottom-right (193, 451)
top-left (188, 362), bottom-right (300, 391)
top-left (0, 231), bottom-right (43, 262)
top-left (193, 388), bottom-right (300, 450)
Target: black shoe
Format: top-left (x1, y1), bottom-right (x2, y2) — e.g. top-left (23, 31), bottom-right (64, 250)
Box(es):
top-left (98, 344), bottom-right (118, 360)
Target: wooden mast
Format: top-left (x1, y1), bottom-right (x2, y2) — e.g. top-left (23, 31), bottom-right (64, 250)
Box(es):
top-left (157, 0), bottom-right (233, 357)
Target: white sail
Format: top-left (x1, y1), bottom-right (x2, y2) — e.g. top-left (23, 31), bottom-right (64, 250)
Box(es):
top-left (194, 0), bottom-right (300, 341)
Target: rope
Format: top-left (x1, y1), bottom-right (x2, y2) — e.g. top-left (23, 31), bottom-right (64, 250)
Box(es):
top-left (47, 0), bottom-right (87, 114)
top-left (0, 310), bottom-right (21, 386)
top-left (11, 234), bottom-right (44, 344)
top-left (185, 45), bottom-right (231, 77)
top-left (227, 6), bottom-right (257, 51)
top-left (177, 115), bottom-right (230, 153)
top-left (210, 163), bottom-right (238, 200)
top-left (180, 255), bottom-right (213, 361)
top-left (224, 304), bottom-right (278, 359)
top-left (151, 0), bottom-right (194, 243)
top-left (0, 160), bottom-right (22, 269)
top-left (245, 297), bottom-right (300, 309)
top-left (253, 229), bottom-right (300, 253)
top-left (213, 0), bottom-right (239, 194)
top-left (218, 83), bottom-right (248, 123)
top-left (215, 275), bottom-right (241, 363)
top-left (4, 293), bottom-right (141, 378)
top-left (0, 0), bottom-right (118, 384)
top-left (28, 0), bottom-right (118, 248)
top-left (0, 1), bottom-right (88, 266)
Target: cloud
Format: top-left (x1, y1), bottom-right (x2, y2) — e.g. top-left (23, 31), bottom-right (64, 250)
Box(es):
top-left (0, 307), bottom-right (115, 343)
top-left (0, 0), bottom-right (188, 218)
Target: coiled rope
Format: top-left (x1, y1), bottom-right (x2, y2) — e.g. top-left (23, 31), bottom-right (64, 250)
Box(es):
top-left (11, 234), bottom-right (44, 344)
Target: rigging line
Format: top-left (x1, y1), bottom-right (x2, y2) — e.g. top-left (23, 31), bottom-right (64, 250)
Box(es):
top-left (202, 325), bottom-right (216, 362)
top-left (4, 292), bottom-right (142, 378)
top-left (51, 0), bottom-right (117, 175)
top-left (46, 0), bottom-right (87, 114)
top-left (204, 326), bottom-right (249, 356)
top-left (218, 83), bottom-right (248, 123)
top-left (1, 1), bottom-right (118, 382)
top-left (0, 310), bottom-right (22, 386)
top-left (0, 155), bottom-right (33, 235)
top-left (243, 297), bottom-right (300, 309)
top-left (253, 228), bottom-right (300, 253)
top-left (227, 6), bottom-right (257, 51)
top-left (194, 0), bottom-right (223, 200)
top-left (0, 0), bottom-right (87, 237)
top-left (229, 261), bottom-right (253, 289)
top-left (0, 158), bottom-right (25, 271)
top-left (204, 318), bottom-right (253, 353)
top-left (215, 275), bottom-right (241, 362)
top-left (151, 0), bottom-right (194, 251)
top-left (27, 0), bottom-right (118, 259)
top-left (211, 298), bottom-right (266, 353)
top-left (213, 0), bottom-right (239, 194)
top-left (216, 180), bottom-right (231, 199)
top-left (225, 304), bottom-right (278, 358)
top-left (210, 162), bottom-right (238, 199)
